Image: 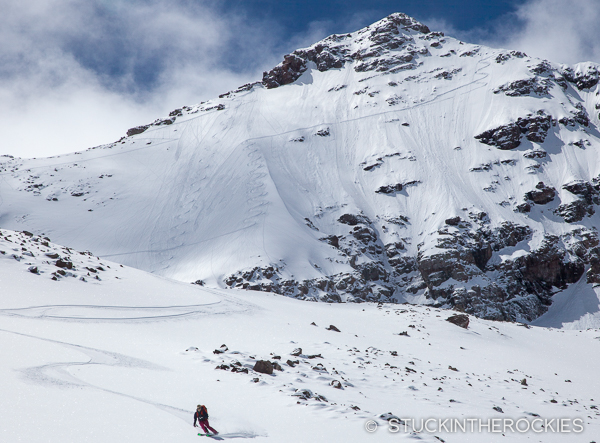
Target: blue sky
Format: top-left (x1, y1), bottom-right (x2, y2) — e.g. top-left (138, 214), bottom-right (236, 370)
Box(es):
top-left (222, 0), bottom-right (515, 34)
top-left (1, 0), bottom-right (599, 158)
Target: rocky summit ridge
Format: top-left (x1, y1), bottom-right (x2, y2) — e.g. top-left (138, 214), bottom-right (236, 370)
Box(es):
top-left (1, 13), bottom-right (600, 325)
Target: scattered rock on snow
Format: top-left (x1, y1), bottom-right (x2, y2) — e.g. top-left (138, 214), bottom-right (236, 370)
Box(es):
top-left (55, 259), bottom-right (73, 269)
top-left (312, 363), bottom-right (328, 373)
top-left (213, 344), bottom-right (229, 354)
top-left (380, 412), bottom-right (402, 422)
top-left (253, 360), bottom-right (274, 375)
top-left (446, 314), bottom-right (469, 329)
top-left (292, 389), bottom-right (313, 400)
top-left (376, 183), bottom-right (403, 194)
top-left (331, 380), bottom-right (343, 389)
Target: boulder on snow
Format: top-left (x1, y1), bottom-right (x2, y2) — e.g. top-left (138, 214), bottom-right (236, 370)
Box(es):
top-left (253, 360), bottom-right (274, 374)
top-left (380, 412), bottom-right (402, 422)
top-left (525, 182), bottom-right (555, 205)
top-left (213, 344), bottom-right (228, 354)
top-left (326, 324), bottom-right (341, 332)
top-left (376, 183), bottom-right (403, 194)
top-left (515, 202), bottom-right (532, 213)
top-left (446, 314), bottom-right (469, 329)
top-left (291, 347), bottom-right (302, 356)
top-left (312, 363), bottom-right (327, 372)
top-left (331, 380), bottom-right (343, 389)
top-left (338, 213), bottom-right (369, 226)
top-left (292, 389), bottom-right (313, 400)
top-left (55, 259), bottom-right (73, 269)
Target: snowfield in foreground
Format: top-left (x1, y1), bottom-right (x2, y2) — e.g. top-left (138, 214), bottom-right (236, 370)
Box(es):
top-left (1, 229), bottom-right (599, 442)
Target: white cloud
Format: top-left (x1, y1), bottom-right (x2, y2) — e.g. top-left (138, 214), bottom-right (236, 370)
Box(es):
top-left (501, 0), bottom-right (600, 64)
top-left (423, 0), bottom-right (600, 65)
top-left (0, 0), bottom-right (283, 158)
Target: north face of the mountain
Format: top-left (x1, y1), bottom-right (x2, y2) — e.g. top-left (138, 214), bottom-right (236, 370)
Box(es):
top-left (1, 13), bottom-right (600, 325)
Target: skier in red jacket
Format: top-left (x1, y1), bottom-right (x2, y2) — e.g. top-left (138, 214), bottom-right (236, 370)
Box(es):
top-left (194, 405), bottom-right (218, 435)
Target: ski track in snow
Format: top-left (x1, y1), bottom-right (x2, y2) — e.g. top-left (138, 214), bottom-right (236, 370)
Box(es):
top-left (6, 327), bottom-right (262, 439)
top-left (1, 235), bottom-right (599, 441)
top-left (0, 328), bottom-right (192, 419)
top-left (0, 288), bottom-right (264, 440)
top-left (0, 287), bottom-right (259, 322)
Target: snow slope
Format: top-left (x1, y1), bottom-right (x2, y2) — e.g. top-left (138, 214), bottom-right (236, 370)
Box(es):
top-left (1, 13), bottom-right (600, 323)
top-left (1, 228), bottom-right (599, 442)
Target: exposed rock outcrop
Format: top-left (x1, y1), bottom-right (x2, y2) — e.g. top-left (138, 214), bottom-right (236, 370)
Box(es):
top-left (555, 179), bottom-right (599, 222)
top-left (475, 111), bottom-right (553, 149)
top-left (525, 182), bottom-right (556, 205)
top-left (494, 78), bottom-right (551, 97)
top-left (222, 218), bottom-right (600, 321)
top-left (262, 13), bottom-right (430, 89)
top-left (126, 125), bottom-right (149, 137)
top-left (561, 64), bottom-right (600, 90)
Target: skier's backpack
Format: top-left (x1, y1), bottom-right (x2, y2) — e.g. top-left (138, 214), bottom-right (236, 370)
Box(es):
top-left (199, 405), bottom-right (208, 420)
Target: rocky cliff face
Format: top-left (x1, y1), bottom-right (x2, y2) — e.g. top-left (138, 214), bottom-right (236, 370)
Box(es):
top-left (262, 13), bottom-right (430, 88)
top-left (2, 13), bottom-right (600, 323)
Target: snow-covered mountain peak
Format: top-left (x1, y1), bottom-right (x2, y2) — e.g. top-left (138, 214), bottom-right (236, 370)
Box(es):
top-left (262, 12), bottom-right (436, 89)
top-left (2, 14), bottom-right (600, 327)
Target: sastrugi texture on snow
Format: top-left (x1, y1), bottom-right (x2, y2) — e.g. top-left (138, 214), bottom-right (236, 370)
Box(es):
top-left (1, 13), bottom-right (600, 323)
